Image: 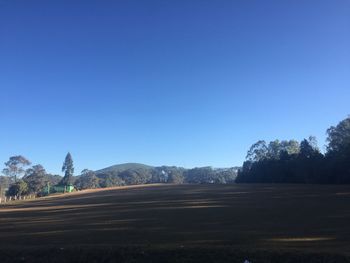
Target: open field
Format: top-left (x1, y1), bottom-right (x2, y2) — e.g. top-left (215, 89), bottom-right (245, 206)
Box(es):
top-left (1, 184), bottom-right (350, 262)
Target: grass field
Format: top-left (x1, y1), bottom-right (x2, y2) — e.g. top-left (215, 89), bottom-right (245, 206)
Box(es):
top-left (1, 184), bottom-right (350, 262)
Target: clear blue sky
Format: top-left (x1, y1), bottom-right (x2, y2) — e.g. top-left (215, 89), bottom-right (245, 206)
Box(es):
top-left (0, 0), bottom-right (349, 175)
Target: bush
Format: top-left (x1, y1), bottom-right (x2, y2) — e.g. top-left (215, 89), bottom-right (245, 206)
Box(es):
top-left (7, 180), bottom-right (28, 196)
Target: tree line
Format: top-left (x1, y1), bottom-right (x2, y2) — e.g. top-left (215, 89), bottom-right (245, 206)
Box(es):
top-left (2, 115), bottom-right (348, 197)
top-left (236, 116), bottom-right (350, 184)
top-left (0, 152), bottom-right (238, 197)
top-left (91, 166), bottom-right (238, 189)
top-left (0, 153), bottom-right (74, 197)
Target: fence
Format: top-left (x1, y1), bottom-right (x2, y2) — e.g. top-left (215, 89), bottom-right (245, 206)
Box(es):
top-left (0, 195), bottom-right (36, 204)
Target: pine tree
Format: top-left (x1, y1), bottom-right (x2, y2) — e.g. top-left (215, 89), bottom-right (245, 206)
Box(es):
top-left (61, 153), bottom-right (74, 185)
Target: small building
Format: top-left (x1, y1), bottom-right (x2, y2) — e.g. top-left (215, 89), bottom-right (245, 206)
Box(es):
top-left (53, 184), bottom-right (75, 193)
top-left (43, 184), bottom-right (75, 195)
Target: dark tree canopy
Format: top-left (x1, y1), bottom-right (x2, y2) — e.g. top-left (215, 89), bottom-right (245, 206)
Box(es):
top-left (75, 169), bottom-right (99, 190)
top-left (327, 117), bottom-right (350, 153)
top-left (300, 137), bottom-right (319, 159)
top-left (324, 117), bottom-right (350, 183)
top-left (61, 153), bottom-right (74, 185)
top-left (237, 116), bottom-right (350, 184)
top-left (23, 164), bottom-right (47, 194)
top-left (7, 180), bottom-right (28, 196)
top-left (236, 137), bottom-right (324, 184)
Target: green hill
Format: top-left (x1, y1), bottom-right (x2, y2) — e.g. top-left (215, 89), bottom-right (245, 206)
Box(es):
top-left (95, 163), bottom-right (154, 174)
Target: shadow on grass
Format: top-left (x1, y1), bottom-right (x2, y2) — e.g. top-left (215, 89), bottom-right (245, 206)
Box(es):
top-left (1, 184), bottom-right (350, 257)
top-left (0, 246), bottom-right (349, 263)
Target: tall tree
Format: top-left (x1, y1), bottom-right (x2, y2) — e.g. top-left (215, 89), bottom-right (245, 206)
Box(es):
top-left (23, 164), bottom-right (47, 194)
top-left (246, 140), bottom-right (268, 162)
top-left (3, 156), bottom-right (31, 182)
top-left (267, 140), bottom-right (281, 160)
top-left (300, 139), bottom-right (319, 159)
top-left (307, 136), bottom-right (320, 152)
top-left (326, 117), bottom-right (350, 183)
top-left (61, 153), bottom-right (74, 185)
top-left (326, 117), bottom-right (350, 153)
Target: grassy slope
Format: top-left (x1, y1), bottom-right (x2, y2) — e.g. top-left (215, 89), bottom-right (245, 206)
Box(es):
top-left (1, 184), bottom-right (350, 262)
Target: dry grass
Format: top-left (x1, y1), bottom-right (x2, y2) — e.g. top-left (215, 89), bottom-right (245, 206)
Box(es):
top-left (1, 183), bottom-right (350, 262)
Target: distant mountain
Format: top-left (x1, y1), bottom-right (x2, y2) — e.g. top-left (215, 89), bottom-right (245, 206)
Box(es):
top-left (95, 163), bottom-right (154, 175)
top-left (90, 163), bottom-right (239, 188)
